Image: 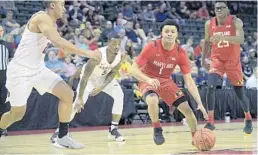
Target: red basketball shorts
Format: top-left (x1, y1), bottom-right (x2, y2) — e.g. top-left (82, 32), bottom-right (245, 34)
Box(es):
top-left (138, 78), bottom-right (184, 106)
top-left (209, 58), bottom-right (244, 86)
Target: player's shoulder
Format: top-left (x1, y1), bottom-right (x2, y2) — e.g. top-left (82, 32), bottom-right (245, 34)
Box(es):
top-left (232, 16), bottom-right (243, 24)
top-left (145, 39), bottom-right (160, 49)
top-left (31, 11), bottom-right (52, 24)
top-left (205, 19), bottom-right (211, 27)
top-left (99, 46), bottom-right (107, 52)
top-left (177, 45), bottom-right (188, 56)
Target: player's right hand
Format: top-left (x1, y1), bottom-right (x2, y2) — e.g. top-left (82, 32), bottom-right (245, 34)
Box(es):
top-left (87, 49), bottom-right (101, 61)
top-left (147, 78), bottom-right (160, 89)
top-left (74, 98), bottom-right (84, 113)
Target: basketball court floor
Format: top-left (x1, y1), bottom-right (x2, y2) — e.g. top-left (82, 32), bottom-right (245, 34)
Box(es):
top-left (0, 120), bottom-right (257, 154)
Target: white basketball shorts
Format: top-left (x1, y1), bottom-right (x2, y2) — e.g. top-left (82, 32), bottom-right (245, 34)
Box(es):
top-left (6, 61), bottom-right (63, 107)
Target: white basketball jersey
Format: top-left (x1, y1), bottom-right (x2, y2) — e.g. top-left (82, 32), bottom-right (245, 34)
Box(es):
top-left (11, 11), bottom-right (51, 69)
top-left (88, 46), bottom-right (122, 85)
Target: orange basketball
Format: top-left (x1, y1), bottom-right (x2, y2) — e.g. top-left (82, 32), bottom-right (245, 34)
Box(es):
top-left (193, 128), bottom-right (216, 151)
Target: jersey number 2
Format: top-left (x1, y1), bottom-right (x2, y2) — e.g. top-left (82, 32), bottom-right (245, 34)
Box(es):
top-left (217, 40), bottom-right (229, 48)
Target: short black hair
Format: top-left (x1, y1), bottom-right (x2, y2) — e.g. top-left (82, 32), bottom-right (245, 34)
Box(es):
top-left (43, 0), bottom-right (55, 8)
top-left (107, 34), bottom-right (120, 40)
top-left (160, 20), bottom-right (180, 32)
top-left (215, 1), bottom-right (228, 6)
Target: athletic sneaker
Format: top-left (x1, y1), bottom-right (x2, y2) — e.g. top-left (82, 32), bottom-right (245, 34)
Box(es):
top-left (108, 127), bottom-right (125, 142)
top-left (153, 127), bottom-right (165, 145)
top-left (243, 120), bottom-right (253, 134)
top-left (204, 123), bottom-right (216, 131)
top-left (53, 135), bottom-right (84, 149)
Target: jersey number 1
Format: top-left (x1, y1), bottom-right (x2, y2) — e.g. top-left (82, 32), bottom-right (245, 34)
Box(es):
top-left (217, 40), bottom-right (229, 48)
top-left (159, 66), bottom-right (164, 75)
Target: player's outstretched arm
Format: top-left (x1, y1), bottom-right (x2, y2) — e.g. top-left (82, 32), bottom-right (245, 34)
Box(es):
top-left (223, 18), bottom-right (244, 44)
top-left (99, 59), bottom-right (124, 90)
top-left (130, 62), bottom-right (160, 89)
top-left (201, 20), bottom-right (211, 71)
top-left (36, 13), bottom-right (98, 59)
top-left (183, 73), bottom-right (208, 119)
top-left (130, 63), bottom-right (151, 83)
top-left (77, 59), bottom-right (99, 99)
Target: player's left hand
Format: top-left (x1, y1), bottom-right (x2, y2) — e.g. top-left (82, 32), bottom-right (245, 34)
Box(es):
top-left (210, 34), bottom-right (224, 43)
top-left (90, 86), bottom-right (104, 96)
top-left (74, 98), bottom-right (84, 113)
top-left (197, 104), bottom-right (208, 120)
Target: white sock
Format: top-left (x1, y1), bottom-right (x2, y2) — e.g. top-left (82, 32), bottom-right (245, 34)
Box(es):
top-left (111, 121), bottom-right (118, 131)
top-left (55, 128), bottom-right (59, 133)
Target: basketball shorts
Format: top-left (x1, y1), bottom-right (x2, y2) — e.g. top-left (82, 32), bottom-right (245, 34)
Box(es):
top-left (209, 58), bottom-right (243, 86)
top-left (6, 61), bottom-right (63, 107)
top-left (75, 64), bottom-right (123, 107)
top-left (138, 78), bottom-right (184, 106)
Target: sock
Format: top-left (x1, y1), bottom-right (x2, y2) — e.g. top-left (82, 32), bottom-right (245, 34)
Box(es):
top-left (152, 121), bottom-right (161, 128)
top-left (55, 128), bottom-right (59, 133)
top-left (208, 111), bottom-right (214, 125)
top-left (58, 122), bottom-right (69, 138)
top-left (111, 121), bottom-right (118, 131)
top-left (245, 112), bottom-right (252, 120)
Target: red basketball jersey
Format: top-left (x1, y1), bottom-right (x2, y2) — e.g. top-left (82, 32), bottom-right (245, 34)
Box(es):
top-left (136, 39), bottom-right (190, 79)
top-left (209, 15), bottom-right (240, 60)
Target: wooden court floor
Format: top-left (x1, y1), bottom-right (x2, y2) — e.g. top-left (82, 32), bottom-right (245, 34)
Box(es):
top-left (0, 121), bottom-right (257, 154)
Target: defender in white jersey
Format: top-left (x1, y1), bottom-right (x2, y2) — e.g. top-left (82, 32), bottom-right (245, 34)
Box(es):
top-left (0, 0), bottom-right (100, 149)
top-left (51, 37), bottom-right (126, 142)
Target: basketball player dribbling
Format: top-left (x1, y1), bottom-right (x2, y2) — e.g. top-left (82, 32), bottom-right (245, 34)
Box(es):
top-left (130, 20), bottom-right (208, 145)
top-left (202, 1), bottom-right (253, 134)
top-left (50, 36), bottom-right (126, 143)
top-left (0, 0), bottom-right (100, 149)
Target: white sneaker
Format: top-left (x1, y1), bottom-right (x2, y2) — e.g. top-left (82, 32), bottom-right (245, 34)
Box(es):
top-left (53, 135), bottom-right (84, 149)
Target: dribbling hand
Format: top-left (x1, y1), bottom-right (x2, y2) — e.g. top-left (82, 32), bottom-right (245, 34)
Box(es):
top-left (147, 78), bottom-right (160, 89)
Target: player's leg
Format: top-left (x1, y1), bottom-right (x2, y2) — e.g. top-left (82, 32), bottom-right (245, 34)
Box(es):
top-left (175, 97), bottom-right (197, 143)
top-left (226, 60), bottom-right (253, 134)
top-left (144, 91), bottom-right (165, 145)
top-left (204, 59), bottom-right (224, 130)
top-left (50, 80), bottom-right (93, 143)
top-left (33, 68), bottom-right (84, 149)
top-left (139, 80), bottom-right (164, 145)
top-left (0, 83), bottom-right (31, 137)
top-left (103, 79), bottom-right (125, 142)
top-left (204, 73), bottom-right (222, 130)
top-left (158, 81), bottom-right (197, 143)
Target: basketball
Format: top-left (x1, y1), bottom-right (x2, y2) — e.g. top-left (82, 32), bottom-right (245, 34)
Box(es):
top-left (193, 128), bottom-right (216, 151)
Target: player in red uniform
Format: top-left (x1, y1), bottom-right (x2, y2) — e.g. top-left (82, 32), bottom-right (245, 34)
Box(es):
top-left (202, 1), bottom-right (253, 134)
top-left (130, 20), bottom-right (208, 145)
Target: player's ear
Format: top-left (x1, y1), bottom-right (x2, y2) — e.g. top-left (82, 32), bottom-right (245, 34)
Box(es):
top-left (50, 1), bottom-right (55, 9)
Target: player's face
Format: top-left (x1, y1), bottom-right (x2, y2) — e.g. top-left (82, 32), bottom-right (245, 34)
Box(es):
top-left (161, 25), bottom-right (178, 43)
top-left (108, 39), bottom-right (121, 54)
top-left (215, 2), bottom-right (229, 18)
top-left (53, 0), bottom-right (66, 19)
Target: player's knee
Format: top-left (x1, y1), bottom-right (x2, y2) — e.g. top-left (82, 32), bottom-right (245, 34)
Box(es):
top-left (60, 85), bottom-right (74, 104)
top-left (145, 94), bottom-right (159, 106)
top-left (207, 85), bottom-right (216, 95)
top-left (10, 106), bottom-right (26, 121)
